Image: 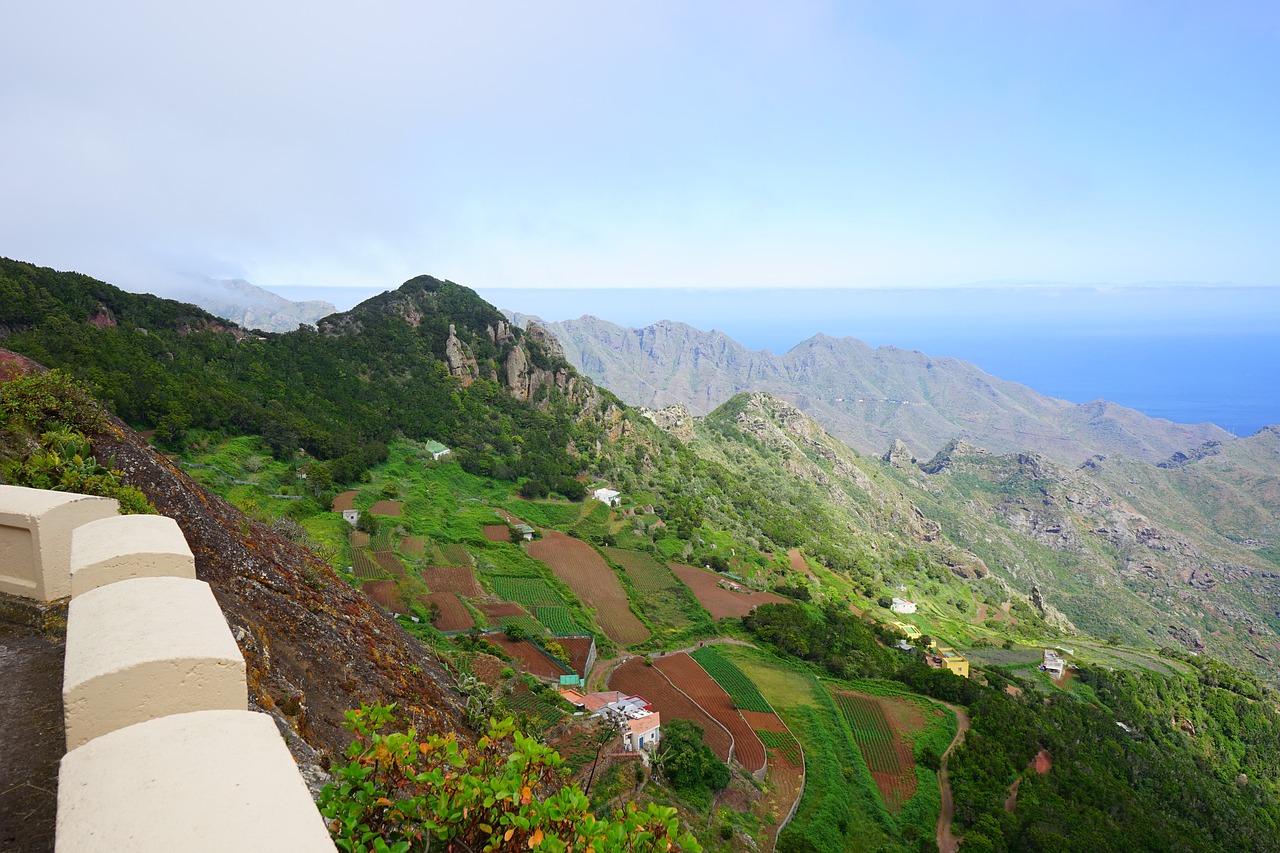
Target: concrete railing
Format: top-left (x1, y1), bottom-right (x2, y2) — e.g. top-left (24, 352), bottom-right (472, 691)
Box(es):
top-left (0, 485), bottom-right (335, 852)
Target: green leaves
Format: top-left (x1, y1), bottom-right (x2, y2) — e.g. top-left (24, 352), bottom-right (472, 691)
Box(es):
top-left (318, 705), bottom-right (701, 853)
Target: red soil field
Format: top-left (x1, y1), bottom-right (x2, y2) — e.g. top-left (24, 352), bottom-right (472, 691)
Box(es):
top-left (478, 601), bottom-right (528, 620)
top-left (361, 580), bottom-right (407, 614)
top-left (656, 653), bottom-right (765, 773)
top-left (741, 710), bottom-right (787, 732)
top-left (469, 653), bottom-right (507, 685)
top-left (667, 563), bottom-right (786, 620)
top-left (368, 499), bottom-right (403, 516)
top-left (400, 536), bottom-right (426, 557)
top-left (487, 635), bottom-right (569, 680)
top-left (426, 592), bottom-right (474, 631)
top-left (556, 636), bottom-right (596, 679)
top-left (608, 657), bottom-right (732, 762)
top-left (494, 508), bottom-right (528, 526)
top-left (420, 565), bottom-right (483, 597)
top-left (786, 547), bottom-right (814, 578)
top-left (483, 524), bottom-right (512, 543)
top-left (527, 532), bottom-right (650, 646)
top-left (372, 551), bottom-right (406, 577)
top-left (349, 530), bottom-right (370, 547)
top-left (331, 490), bottom-right (358, 512)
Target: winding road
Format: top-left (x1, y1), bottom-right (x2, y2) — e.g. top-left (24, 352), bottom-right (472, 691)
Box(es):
top-left (936, 703), bottom-right (971, 853)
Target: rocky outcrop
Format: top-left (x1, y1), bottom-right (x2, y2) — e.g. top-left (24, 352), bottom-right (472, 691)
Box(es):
top-left (643, 404), bottom-right (697, 444)
top-left (883, 439), bottom-right (916, 469)
top-left (445, 324), bottom-right (480, 385)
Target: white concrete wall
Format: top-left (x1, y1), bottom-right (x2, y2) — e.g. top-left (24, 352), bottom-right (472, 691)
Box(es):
top-left (0, 485), bottom-right (335, 852)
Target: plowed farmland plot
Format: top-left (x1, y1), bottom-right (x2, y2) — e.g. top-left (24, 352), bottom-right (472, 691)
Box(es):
top-left (608, 657), bottom-right (732, 762)
top-left (656, 653), bottom-right (765, 773)
top-left (483, 524), bottom-right (512, 543)
top-left (691, 646), bottom-right (772, 713)
top-left (361, 580), bottom-right (407, 614)
top-left (831, 689), bottom-right (918, 812)
top-left (528, 532), bottom-right (649, 645)
top-left (491, 576), bottom-right (564, 609)
top-left (668, 563), bottom-right (786, 619)
top-left (604, 547), bottom-right (706, 632)
top-left (426, 592), bottom-right (473, 631)
top-left (489, 636), bottom-right (569, 680)
top-left (439, 544), bottom-right (472, 566)
top-left (351, 550), bottom-right (386, 579)
top-left (373, 551), bottom-right (406, 577)
top-left (400, 536), bottom-right (427, 558)
top-left (421, 565), bottom-right (483, 597)
top-left (349, 531), bottom-right (370, 548)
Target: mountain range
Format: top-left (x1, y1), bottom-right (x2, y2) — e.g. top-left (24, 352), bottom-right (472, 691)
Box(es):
top-left (4, 258), bottom-right (1279, 852)
top-left (527, 314), bottom-right (1235, 466)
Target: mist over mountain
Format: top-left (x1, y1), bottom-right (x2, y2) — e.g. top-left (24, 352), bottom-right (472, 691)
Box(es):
top-left (167, 277), bottom-right (337, 333)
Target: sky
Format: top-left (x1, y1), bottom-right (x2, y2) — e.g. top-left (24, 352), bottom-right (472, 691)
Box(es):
top-left (4, 1), bottom-right (1280, 299)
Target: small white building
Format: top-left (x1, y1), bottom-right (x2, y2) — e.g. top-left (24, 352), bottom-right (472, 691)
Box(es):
top-left (341, 509), bottom-right (360, 526)
top-left (1041, 649), bottom-right (1065, 676)
top-left (560, 689), bottom-right (661, 753)
top-left (890, 597), bottom-right (917, 615)
top-left (593, 487), bottom-right (621, 507)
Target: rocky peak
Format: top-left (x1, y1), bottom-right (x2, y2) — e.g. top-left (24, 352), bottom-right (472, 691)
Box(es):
top-left (883, 439), bottom-right (916, 469)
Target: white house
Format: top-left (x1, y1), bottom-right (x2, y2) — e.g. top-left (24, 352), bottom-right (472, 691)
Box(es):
top-left (890, 597), bottom-right (917, 615)
top-left (341, 509), bottom-right (360, 527)
top-left (1041, 649), bottom-right (1065, 676)
top-left (559, 689), bottom-right (661, 754)
top-left (593, 487), bottom-right (621, 507)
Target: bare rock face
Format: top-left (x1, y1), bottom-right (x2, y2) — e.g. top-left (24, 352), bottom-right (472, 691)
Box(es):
top-left (643, 404), bottom-right (697, 444)
top-left (883, 439), bottom-right (916, 469)
top-left (445, 324), bottom-right (480, 385)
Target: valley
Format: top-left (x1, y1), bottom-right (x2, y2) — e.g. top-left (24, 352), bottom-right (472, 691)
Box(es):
top-left (2, 258), bottom-right (1279, 852)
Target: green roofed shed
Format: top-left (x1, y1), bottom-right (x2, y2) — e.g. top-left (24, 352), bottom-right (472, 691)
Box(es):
top-left (425, 440), bottom-right (451, 460)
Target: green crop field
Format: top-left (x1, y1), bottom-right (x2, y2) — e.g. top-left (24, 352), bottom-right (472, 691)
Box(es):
top-left (691, 646), bottom-right (772, 713)
top-left (502, 501), bottom-right (583, 528)
top-left (831, 691), bottom-right (898, 773)
top-left (492, 576), bottom-right (565, 609)
top-left (757, 729), bottom-right (803, 766)
top-left (603, 547), bottom-right (678, 592)
top-left (534, 605), bottom-right (581, 635)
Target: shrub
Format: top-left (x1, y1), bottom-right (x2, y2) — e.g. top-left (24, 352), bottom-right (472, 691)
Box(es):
top-left (318, 705), bottom-right (701, 852)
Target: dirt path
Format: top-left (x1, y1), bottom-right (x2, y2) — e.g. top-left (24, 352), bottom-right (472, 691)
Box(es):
top-left (937, 703), bottom-right (971, 853)
top-left (975, 602), bottom-right (988, 623)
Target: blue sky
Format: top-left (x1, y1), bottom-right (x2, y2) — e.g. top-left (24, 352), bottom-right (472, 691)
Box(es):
top-left (3, 2), bottom-right (1279, 297)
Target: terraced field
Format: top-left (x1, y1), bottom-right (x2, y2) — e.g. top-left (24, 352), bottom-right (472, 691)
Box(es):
top-left (604, 547), bottom-right (679, 592)
top-left (492, 576), bottom-right (564, 609)
top-left (831, 689), bottom-right (918, 811)
top-left (420, 565), bottom-right (483, 597)
top-left (607, 657), bottom-right (732, 762)
top-left (533, 605), bottom-right (580, 635)
top-left (426, 591), bottom-right (473, 631)
top-left (351, 550), bottom-right (386, 579)
top-left (361, 580), bottom-right (406, 614)
top-left (656, 653), bottom-right (765, 773)
top-left (528, 532), bottom-right (649, 645)
top-left (483, 524), bottom-right (512, 543)
top-left (668, 563), bottom-right (785, 619)
top-left (691, 646), bottom-right (772, 713)
top-left (372, 551), bottom-right (406, 577)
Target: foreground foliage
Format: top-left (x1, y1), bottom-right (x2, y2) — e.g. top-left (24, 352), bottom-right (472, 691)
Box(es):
top-left (318, 705), bottom-right (701, 853)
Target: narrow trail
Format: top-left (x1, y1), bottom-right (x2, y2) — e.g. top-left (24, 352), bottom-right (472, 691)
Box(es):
top-left (937, 703), bottom-right (971, 853)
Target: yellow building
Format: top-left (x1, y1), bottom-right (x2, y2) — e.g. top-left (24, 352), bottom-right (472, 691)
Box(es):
top-left (925, 640), bottom-right (970, 678)
top-left (893, 621), bottom-right (922, 640)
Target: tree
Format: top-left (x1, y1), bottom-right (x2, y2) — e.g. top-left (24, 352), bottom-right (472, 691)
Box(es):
top-left (654, 719), bottom-right (729, 796)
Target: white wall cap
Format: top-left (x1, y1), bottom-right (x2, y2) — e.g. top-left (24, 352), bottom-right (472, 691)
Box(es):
top-left (63, 577), bottom-right (246, 748)
top-left (0, 485), bottom-right (118, 600)
top-left (70, 514), bottom-right (195, 597)
top-left (57, 709), bottom-right (337, 852)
